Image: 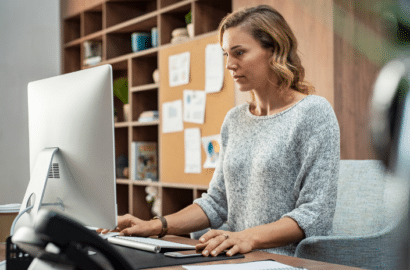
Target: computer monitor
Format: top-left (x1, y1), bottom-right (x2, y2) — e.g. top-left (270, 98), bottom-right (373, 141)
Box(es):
top-left (13, 64), bottom-right (117, 233)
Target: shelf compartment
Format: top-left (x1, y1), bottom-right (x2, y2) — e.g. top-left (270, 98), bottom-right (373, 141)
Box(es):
top-left (106, 0), bottom-right (157, 29)
top-left (82, 35), bottom-right (104, 68)
top-left (194, 188), bottom-right (208, 200)
top-left (132, 125), bottom-right (158, 142)
top-left (111, 59), bottom-right (128, 80)
top-left (63, 46), bottom-right (81, 73)
top-left (83, 4), bottom-right (103, 36)
top-left (64, 14), bottom-right (81, 43)
top-left (193, 1), bottom-right (231, 36)
top-left (132, 89), bottom-right (158, 122)
top-left (116, 183), bottom-right (130, 216)
top-left (131, 120), bottom-right (159, 126)
top-left (106, 13), bottom-right (157, 61)
top-left (115, 126), bottom-right (129, 179)
top-left (131, 185), bottom-right (155, 220)
top-left (161, 187), bottom-right (193, 216)
top-left (159, 3), bottom-right (191, 45)
top-left (131, 53), bottom-right (158, 87)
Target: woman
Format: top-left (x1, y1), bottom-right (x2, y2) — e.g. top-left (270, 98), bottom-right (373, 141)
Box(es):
top-left (99, 5), bottom-right (340, 257)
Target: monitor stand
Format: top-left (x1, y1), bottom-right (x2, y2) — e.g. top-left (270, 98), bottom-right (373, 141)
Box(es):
top-left (14, 147), bottom-right (65, 233)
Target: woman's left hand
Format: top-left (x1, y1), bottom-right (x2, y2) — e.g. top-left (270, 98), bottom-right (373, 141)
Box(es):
top-left (195, 229), bottom-right (253, 257)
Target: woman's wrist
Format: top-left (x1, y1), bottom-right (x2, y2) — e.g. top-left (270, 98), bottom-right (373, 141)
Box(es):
top-left (150, 218), bottom-right (164, 236)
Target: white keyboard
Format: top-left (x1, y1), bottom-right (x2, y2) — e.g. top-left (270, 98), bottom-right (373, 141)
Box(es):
top-left (106, 236), bottom-right (195, 253)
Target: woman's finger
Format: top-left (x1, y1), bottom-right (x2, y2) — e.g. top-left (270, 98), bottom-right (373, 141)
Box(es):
top-left (201, 233), bottom-right (231, 256)
top-left (199, 229), bottom-right (224, 243)
top-left (226, 244), bottom-right (240, 257)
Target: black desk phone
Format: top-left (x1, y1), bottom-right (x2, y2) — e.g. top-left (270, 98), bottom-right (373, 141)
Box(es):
top-left (11, 209), bottom-right (133, 270)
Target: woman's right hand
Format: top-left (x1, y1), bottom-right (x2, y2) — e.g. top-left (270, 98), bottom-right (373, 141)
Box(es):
top-left (96, 214), bottom-right (161, 237)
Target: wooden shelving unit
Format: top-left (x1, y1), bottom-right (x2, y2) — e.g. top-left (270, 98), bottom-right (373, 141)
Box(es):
top-left (61, 0), bottom-right (232, 219)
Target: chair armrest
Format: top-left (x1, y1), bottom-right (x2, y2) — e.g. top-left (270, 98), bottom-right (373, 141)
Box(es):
top-left (295, 219), bottom-right (405, 269)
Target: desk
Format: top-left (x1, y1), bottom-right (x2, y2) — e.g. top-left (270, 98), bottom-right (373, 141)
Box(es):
top-left (0, 236), bottom-right (363, 270)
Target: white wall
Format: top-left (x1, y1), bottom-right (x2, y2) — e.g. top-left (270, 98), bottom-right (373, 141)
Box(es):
top-left (0, 1), bottom-right (61, 205)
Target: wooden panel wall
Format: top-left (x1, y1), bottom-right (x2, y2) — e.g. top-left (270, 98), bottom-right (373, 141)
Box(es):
top-left (159, 33), bottom-right (235, 185)
top-left (233, 0), bottom-right (387, 159)
top-left (332, 0), bottom-right (384, 159)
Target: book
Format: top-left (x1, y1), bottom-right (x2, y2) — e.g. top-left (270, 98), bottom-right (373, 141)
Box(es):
top-left (131, 142), bottom-right (158, 181)
top-left (83, 41), bottom-right (102, 59)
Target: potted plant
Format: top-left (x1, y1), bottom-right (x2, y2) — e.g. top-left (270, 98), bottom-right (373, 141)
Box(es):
top-left (113, 77), bottom-right (130, 122)
top-left (185, 10), bottom-right (193, 38)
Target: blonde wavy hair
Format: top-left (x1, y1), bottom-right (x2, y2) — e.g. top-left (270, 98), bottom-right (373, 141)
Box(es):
top-left (219, 5), bottom-right (314, 95)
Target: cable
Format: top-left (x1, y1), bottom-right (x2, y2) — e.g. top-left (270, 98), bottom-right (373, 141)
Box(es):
top-left (9, 205), bottom-right (34, 236)
top-left (9, 201), bottom-right (65, 236)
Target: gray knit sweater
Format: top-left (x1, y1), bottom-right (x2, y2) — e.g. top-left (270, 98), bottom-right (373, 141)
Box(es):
top-left (194, 95), bottom-right (340, 256)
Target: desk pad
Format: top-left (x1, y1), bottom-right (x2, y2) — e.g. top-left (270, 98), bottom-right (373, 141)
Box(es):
top-left (95, 244), bottom-right (244, 269)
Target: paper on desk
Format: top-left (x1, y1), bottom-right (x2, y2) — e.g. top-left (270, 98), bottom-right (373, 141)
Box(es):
top-left (183, 90), bottom-right (206, 124)
top-left (184, 128), bottom-right (202, 174)
top-left (162, 100), bottom-right (183, 133)
top-left (183, 260), bottom-right (300, 270)
top-left (169, 51), bottom-right (190, 87)
top-left (205, 43), bottom-right (224, 93)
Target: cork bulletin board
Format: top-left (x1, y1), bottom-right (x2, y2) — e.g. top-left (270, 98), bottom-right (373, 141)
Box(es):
top-left (159, 32), bottom-right (235, 186)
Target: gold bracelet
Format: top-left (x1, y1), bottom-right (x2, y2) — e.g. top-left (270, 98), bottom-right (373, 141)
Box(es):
top-left (152, 216), bottom-right (168, 238)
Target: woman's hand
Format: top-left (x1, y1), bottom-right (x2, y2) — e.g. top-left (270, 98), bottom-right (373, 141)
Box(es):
top-left (195, 229), bottom-right (254, 257)
top-left (96, 214), bottom-right (160, 237)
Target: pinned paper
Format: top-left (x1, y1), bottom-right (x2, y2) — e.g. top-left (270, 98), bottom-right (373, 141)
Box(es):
top-left (162, 100), bottom-right (183, 133)
top-left (184, 128), bottom-right (202, 174)
top-left (202, 134), bottom-right (221, 169)
top-left (183, 90), bottom-right (206, 124)
top-left (169, 52), bottom-right (190, 87)
top-left (205, 44), bottom-right (224, 93)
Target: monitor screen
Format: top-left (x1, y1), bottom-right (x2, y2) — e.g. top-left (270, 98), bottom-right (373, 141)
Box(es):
top-left (14, 64), bottom-right (117, 233)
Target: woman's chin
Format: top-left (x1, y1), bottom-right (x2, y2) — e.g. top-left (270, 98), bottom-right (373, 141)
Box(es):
top-left (236, 84), bottom-right (252, 92)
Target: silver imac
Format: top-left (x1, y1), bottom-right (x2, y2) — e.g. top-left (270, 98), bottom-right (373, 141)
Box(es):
top-left (13, 64), bottom-right (117, 233)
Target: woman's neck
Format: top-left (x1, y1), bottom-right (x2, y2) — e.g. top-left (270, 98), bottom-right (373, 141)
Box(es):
top-left (250, 88), bottom-right (306, 116)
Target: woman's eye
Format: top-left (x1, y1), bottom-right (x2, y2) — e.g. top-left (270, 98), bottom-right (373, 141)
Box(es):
top-left (235, 50), bottom-right (244, 56)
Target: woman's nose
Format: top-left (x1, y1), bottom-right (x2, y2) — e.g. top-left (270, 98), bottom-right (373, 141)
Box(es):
top-left (225, 56), bottom-right (237, 71)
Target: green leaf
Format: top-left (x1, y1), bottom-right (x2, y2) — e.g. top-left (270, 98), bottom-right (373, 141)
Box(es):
top-left (113, 77), bottom-right (128, 104)
top-left (185, 10), bottom-right (191, 24)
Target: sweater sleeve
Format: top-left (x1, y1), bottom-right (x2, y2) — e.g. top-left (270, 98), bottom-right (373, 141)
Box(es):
top-left (282, 102), bottom-right (340, 238)
top-left (193, 113), bottom-right (230, 229)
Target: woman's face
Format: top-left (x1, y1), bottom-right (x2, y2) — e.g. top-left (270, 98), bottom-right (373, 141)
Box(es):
top-left (222, 26), bottom-right (276, 92)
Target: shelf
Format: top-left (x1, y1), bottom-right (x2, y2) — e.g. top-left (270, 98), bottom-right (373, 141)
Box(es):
top-left (131, 83), bottom-right (159, 92)
top-left (132, 180), bottom-right (161, 186)
top-left (61, 0), bottom-right (232, 223)
top-left (131, 120), bottom-right (160, 126)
